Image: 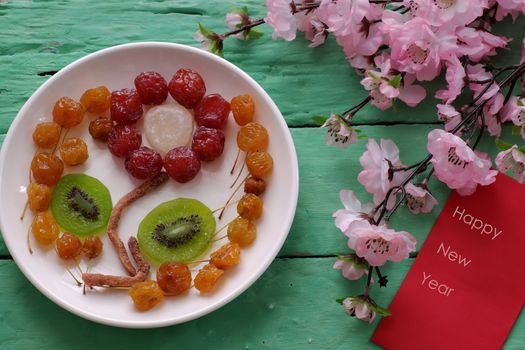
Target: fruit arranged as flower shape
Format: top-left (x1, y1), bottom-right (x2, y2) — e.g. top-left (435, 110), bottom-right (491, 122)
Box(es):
top-left (22, 67), bottom-right (275, 313)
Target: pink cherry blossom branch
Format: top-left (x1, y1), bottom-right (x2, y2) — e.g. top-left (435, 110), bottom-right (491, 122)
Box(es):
top-left (220, 18), bottom-right (266, 39)
top-left (372, 61), bottom-right (525, 225)
top-left (364, 266), bottom-right (374, 295)
top-left (343, 96), bottom-right (372, 118)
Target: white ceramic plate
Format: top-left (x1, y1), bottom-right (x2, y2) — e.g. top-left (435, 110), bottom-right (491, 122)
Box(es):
top-left (0, 42), bottom-right (298, 328)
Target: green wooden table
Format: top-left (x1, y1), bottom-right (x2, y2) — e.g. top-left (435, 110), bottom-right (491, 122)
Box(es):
top-left (1, 1), bottom-right (524, 349)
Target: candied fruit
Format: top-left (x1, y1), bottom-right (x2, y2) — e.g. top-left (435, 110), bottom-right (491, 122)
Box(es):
top-left (194, 94), bottom-right (230, 129)
top-left (156, 262), bottom-right (192, 295)
top-left (231, 95), bottom-right (255, 126)
top-left (80, 86), bottom-right (111, 114)
top-left (82, 236), bottom-right (103, 259)
top-left (125, 147), bottom-right (163, 180)
top-left (59, 137), bottom-right (89, 166)
top-left (144, 103), bottom-right (194, 156)
top-left (191, 126), bottom-right (225, 161)
top-left (134, 72), bottom-right (168, 105)
top-left (89, 117), bottom-right (113, 141)
top-left (244, 177), bottom-right (266, 195)
top-left (210, 242), bottom-right (241, 270)
top-left (168, 68), bottom-right (206, 108)
top-left (194, 263), bottom-right (224, 293)
top-left (32, 122), bottom-right (61, 149)
top-left (237, 122), bottom-right (269, 152)
top-left (31, 152), bottom-right (64, 186)
top-left (237, 193), bottom-right (263, 220)
top-left (129, 280), bottom-right (164, 311)
top-left (53, 97), bottom-right (85, 128)
top-left (27, 183), bottom-right (52, 212)
top-left (227, 217), bottom-right (256, 247)
top-left (246, 151), bottom-right (273, 178)
top-left (56, 232), bottom-right (82, 260)
top-left (107, 124), bottom-right (142, 157)
top-left (31, 211), bottom-right (59, 246)
top-left (164, 146), bottom-right (201, 183)
top-left (110, 88), bottom-right (143, 125)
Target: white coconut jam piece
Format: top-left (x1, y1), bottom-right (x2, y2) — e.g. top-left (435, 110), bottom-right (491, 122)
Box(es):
top-left (144, 103), bottom-right (194, 156)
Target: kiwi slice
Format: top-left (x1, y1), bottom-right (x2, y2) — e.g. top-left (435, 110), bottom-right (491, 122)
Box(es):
top-left (137, 198), bottom-right (216, 265)
top-left (51, 173), bottom-right (112, 237)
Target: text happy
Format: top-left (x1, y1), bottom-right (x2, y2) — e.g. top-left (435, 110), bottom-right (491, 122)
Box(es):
top-left (452, 206), bottom-right (502, 240)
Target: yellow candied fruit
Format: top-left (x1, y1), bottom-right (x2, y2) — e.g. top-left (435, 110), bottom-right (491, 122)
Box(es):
top-left (129, 280), bottom-right (164, 311)
top-left (80, 86), bottom-right (111, 114)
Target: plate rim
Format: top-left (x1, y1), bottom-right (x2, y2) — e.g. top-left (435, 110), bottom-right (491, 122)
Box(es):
top-left (0, 41), bottom-right (299, 328)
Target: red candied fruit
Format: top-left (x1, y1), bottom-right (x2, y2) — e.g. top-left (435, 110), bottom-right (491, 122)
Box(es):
top-left (134, 72), bottom-right (168, 105)
top-left (107, 124), bottom-right (142, 158)
top-left (168, 68), bottom-right (206, 108)
top-left (194, 94), bottom-right (230, 129)
top-left (110, 88), bottom-right (143, 125)
top-left (164, 146), bottom-right (201, 183)
top-left (191, 127), bottom-right (225, 162)
top-left (125, 147), bottom-right (163, 180)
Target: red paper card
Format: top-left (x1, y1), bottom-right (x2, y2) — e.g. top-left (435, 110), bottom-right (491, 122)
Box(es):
top-left (372, 173), bottom-right (525, 350)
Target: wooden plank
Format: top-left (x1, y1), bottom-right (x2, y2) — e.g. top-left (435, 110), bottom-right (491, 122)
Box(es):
top-left (1, 124), bottom-right (518, 257)
top-left (0, 258), bottom-right (523, 349)
top-left (0, 0), bottom-right (523, 131)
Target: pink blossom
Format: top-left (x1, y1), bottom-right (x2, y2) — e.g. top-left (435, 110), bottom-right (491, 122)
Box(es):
top-left (333, 254), bottom-right (368, 280)
top-left (397, 74), bottom-right (426, 107)
top-left (225, 12), bottom-right (243, 29)
top-left (412, 0), bottom-right (488, 27)
top-left (358, 138), bottom-right (406, 207)
top-left (496, 0), bottom-right (525, 13)
top-left (361, 55), bottom-right (425, 110)
top-left (345, 220), bottom-right (416, 266)
top-left (298, 14), bottom-right (328, 47)
top-left (360, 56), bottom-right (398, 110)
top-left (194, 25), bottom-right (223, 56)
top-left (322, 114), bottom-right (358, 148)
top-left (333, 189), bottom-right (374, 233)
top-left (341, 295), bottom-right (390, 322)
top-left (427, 129), bottom-right (497, 196)
top-left (348, 55), bottom-right (375, 70)
top-left (437, 104), bottom-right (461, 131)
top-left (500, 96), bottom-right (525, 125)
top-left (194, 29), bottom-right (211, 51)
top-left (404, 183), bottom-right (438, 214)
top-left (495, 2), bottom-right (524, 21)
top-left (316, 0), bottom-right (370, 37)
top-left (457, 27), bottom-right (510, 62)
top-left (224, 12), bottom-right (245, 40)
top-left (265, 0), bottom-right (298, 41)
top-left (342, 297), bottom-right (376, 323)
top-left (435, 56), bottom-right (466, 103)
top-left (467, 64), bottom-right (499, 102)
top-left (381, 12), bottom-right (458, 81)
top-left (318, 0), bottom-right (384, 58)
top-left (482, 93), bottom-right (504, 137)
top-left (495, 146), bottom-right (525, 183)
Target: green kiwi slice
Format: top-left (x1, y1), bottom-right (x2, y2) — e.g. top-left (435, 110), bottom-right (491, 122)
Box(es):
top-left (137, 198), bottom-right (216, 265)
top-left (51, 173), bottom-right (112, 237)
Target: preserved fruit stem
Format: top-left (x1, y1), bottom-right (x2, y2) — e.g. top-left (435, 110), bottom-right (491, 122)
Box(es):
top-left (218, 175), bottom-right (249, 220)
top-left (230, 148), bottom-right (241, 175)
top-left (230, 159), bottom-right (245, 189)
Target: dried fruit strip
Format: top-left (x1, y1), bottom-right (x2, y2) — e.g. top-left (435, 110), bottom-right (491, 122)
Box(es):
top-left (82, 237), bottom-right (150, 288)
top-left (106, 172), bottom-right (168, 276)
